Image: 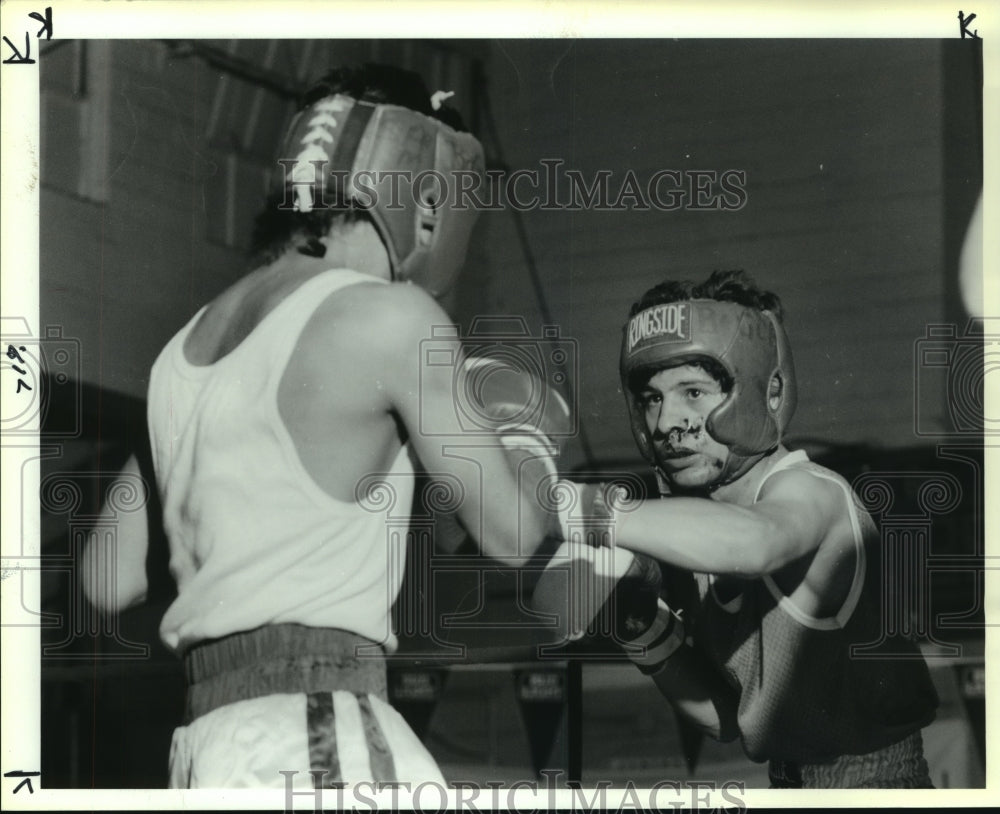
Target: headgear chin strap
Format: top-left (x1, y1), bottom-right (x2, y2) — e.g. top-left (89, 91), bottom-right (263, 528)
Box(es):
top-left (620, 299), bottom-right (797, 487)
top-left (275, 93), bottom-right (485, 297)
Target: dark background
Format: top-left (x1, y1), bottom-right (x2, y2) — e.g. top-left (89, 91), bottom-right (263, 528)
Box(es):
top-left (35, 39), bottom-right (985, 789)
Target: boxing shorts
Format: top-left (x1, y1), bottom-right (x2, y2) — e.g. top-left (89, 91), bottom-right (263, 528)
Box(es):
top-left (767, 731), bottom-right (933, 789)
top-left (168, 625), bottom-right (444, 789)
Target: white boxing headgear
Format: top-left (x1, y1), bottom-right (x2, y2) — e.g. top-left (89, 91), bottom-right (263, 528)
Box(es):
top-left (275, 93), bottom-right (485, 297)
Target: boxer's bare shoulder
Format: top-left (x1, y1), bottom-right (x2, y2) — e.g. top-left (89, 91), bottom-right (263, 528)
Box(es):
top-left (276, 279), bottom-right (458, 498)
top-left (754, 463), bottom-right (864, 620)
top-left (293, 279), bottom-right (453, 375)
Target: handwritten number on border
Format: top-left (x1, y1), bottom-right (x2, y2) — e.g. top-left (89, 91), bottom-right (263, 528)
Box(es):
top-left (7, 345), bottom-right (33, 393)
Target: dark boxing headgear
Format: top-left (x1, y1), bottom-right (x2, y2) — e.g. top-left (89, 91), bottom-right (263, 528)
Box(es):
top-left (620, 299), bottom-right (797, 485)
top-left (276, 93), bottom-right (485, 297)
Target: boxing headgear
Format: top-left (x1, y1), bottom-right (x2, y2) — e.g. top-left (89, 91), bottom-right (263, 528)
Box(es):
top-left (276, 93), bottom-right (485, 297)
top-left (620, 299), bottom-right (797, 485)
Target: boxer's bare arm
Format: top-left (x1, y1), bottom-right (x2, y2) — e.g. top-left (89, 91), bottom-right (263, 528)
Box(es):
top-left (615, 469), bottom-right (844, 577)
top-left (649, 644), bottom-right (740, 741)
top-left (80, 454), bottom-right (150, 611)
top-left (339, 283), bottom-right (553, 566)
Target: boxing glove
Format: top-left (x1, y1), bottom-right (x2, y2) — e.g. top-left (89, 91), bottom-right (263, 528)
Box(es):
top-left (625, 597), bottom-right (686, 675)
top-left (531, 539), bottom-right (641, 642)
top-left (589, 551), bottom-right (663, 642)
top-left (459, 355), bottom-right (573, 445)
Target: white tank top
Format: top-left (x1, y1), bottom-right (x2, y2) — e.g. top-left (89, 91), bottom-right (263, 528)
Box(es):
top-left (150, 270), bottom-right (413, 655)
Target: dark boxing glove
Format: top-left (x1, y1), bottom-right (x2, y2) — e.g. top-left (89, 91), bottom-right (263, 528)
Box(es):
top-left (532, 480), bottom-right (633, 642)
top-left (588, 551), bottom-right (663, 642)
top-left (555, 484), bottom-right (684, 672)
top-left (624, 597), bottom-right (686, 675)
top-left (531, 541), bottom-right (644, 643)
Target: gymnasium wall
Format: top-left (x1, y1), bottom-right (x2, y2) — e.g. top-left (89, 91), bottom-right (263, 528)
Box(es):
top-left (39, 39), bottom-right (983, 466)
top-left (35, 37), bottom-right (985, 790)
top-left (454, 39), bottom-right (981, 469)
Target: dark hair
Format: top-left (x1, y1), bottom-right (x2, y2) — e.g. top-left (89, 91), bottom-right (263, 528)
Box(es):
top-left (626, 270), bottom-right (784, 392)
top-left (628, 269), bottom-right (784, 321)
top-left (250, 63), bottom-right (468, 265)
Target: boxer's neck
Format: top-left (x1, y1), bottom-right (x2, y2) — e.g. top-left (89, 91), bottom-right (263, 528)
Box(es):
top-left (275, 219), bottom-right (392, 282)
top-left (709, 446), bottom-right (789, 506)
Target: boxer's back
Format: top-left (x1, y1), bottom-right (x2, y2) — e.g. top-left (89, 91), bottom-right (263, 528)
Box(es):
top-left (179, 262), bottom-right (410, 503)
top-left (150, 266), bottom-right (419, 654)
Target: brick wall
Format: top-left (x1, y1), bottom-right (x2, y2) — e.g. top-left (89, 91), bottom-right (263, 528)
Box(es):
top-left (40, 39), bottom-right (484, 398)
top-left (460, 39), bottom-right (980, 469)
top-left (40, 39), bottom-right (980, 461)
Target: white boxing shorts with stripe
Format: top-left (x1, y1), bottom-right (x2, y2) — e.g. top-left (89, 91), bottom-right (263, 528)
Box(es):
top-left (167, 624), bottom-right (444, 789)
top-left (168, 690), bottom-right (444, 788)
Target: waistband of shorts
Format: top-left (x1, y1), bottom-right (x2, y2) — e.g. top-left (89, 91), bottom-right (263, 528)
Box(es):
top-left (182, 624), bottom-right (388, 722)
top-left (768, 730), bottom-right (933, 789)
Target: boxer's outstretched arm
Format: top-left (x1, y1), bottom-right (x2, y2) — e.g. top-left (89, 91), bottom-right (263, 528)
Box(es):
top-left (80, 454), bottom-right (150, 611)
top-left (371, 286), bottom-right (555, 566)
top-left (614, 469), bottom-right (843, 577)
top-left (649, 643), bottom-right (740, 742)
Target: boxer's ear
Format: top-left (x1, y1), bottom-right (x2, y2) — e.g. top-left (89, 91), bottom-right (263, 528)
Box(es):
top-left (768, 373), bottom-right (784, 411)
top-left (297, 237), bottom-right (327, 258)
